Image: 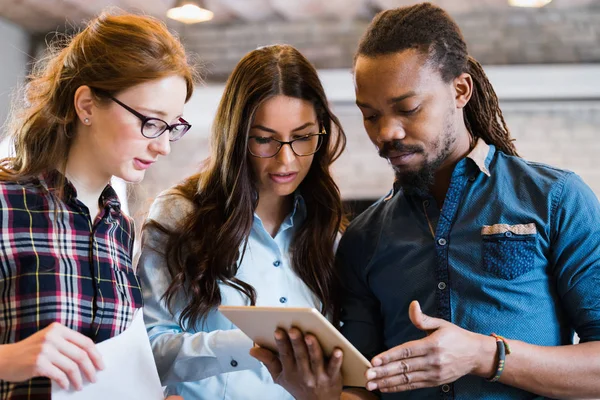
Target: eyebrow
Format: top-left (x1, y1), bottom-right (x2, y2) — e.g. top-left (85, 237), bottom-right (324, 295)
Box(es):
top-left (138, 107), bottom-right (183, 120)
top-left (356, 91), bottom-right (417, 109)
top-left (250, 121), bottom-right (316, 134)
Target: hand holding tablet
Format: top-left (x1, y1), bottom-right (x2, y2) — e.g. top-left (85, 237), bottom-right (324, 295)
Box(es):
top-left (218, 306), bottom-right (371, 387)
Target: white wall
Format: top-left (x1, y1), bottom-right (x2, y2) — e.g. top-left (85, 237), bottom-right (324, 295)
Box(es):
top-left (134, 64), bottom-right (600, 214)
top-left (0, 21), bottom-right (130, 213)
top-left (0, 18), bottom-right (30, 131)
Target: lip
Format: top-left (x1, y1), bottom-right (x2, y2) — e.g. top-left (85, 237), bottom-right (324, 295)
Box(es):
top-left (387, 152), bottom-right (420, 166)
top-left (268, 172), bottom-right (298, 184)
top-left (133, 158), bottom-right (155, 170)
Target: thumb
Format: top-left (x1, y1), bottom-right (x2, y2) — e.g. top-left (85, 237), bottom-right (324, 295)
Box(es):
top-left (409, 300), bottom-right (443, 333)
top-left (249, 347), bottom-right (282, 380)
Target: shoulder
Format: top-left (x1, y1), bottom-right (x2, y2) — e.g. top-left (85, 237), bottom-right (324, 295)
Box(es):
top-left (0, 177), bottom-right (49, 209)
top-left (338, 192), bottom-right (395, 259)
top-left (0, 177), bottom-right (41, 194)
top-left (492, 152), bottom-right (575, 201)
top-left (147, 187), bottom-right (195, 231)
top-left (345, 192), bottom-right (394, 235)
top-left (494, 151), bottom-right (572, 184)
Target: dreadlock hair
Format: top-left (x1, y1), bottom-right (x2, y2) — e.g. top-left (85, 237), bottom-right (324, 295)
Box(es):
top-left (355, 2), bottom-right (518, 156)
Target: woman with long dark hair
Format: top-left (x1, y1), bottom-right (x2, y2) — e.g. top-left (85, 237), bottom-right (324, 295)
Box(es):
top-left (137, 44), bottom-right (347, 399)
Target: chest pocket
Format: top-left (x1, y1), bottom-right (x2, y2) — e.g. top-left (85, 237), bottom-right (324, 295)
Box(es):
top-left (481, 223), bottom-right (537, 280)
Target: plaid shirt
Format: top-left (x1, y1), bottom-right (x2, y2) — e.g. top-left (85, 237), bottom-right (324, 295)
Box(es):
top-left (0, 171), bottom-right (143, 400)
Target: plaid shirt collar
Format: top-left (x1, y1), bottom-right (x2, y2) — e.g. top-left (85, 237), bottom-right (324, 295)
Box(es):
top-left (38, 170), bottom-right (122, 213)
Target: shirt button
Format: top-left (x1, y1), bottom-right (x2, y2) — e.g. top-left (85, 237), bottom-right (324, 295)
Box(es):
top-left (505, 231), bottom-right (513, 238)
top-left (279, 297), bottom-right (287, 304)
top-left (437, 238), bottom-right (447, 246)
top-left (438, 282), bottom-right (446, 290)
top-left (273, 260), bottom-right (281, 267)
top-left (230, 359), bottom-right (238, 367)
top-left (423, 200), bottom-right (430, 207)
top-left (469, 176), bottom-right (476, 182)
top-left (442, 384), bottom-right (451, 393)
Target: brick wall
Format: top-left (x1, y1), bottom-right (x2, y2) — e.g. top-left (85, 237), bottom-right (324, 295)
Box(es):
top-left (130, 98), bottom-right (600, 224)
top-left (329, 101), bottom-right (600, 200)
top-left (177, 3), bottom-right (600, 80)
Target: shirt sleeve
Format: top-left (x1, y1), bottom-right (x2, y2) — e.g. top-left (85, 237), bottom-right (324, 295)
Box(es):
top-left (136, 191), bottom-right (262, 385)
top-left (336, 221), bottom-right (386, 363)
top-left (550, 173), bottom-right (600, 342)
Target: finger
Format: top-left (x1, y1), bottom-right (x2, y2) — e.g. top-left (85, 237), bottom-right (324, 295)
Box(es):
top-left (366, 370), bottom-right (431, 392)
top-left (379, 378), bottom-right (436, 393)
top-left (54, 339), bottom-right (98, 384)
top-left (249, 346), bottom-right (277, 365)
top-left (371, 339), bottom-right (431, 367)
top-left (288, 328), bottom-right (312, 378)
top-left (409, 301), bottom-right (444, 334)
top-left (366, 356), bottom-right (430, 380)
top-left (304, 334), bottom-right (326, 377)
top-left (49, 350), bottom-right (84, 391)
top-left (61, 328), bottom-right (104, 371)
top-left (36, 359), bottom-right (70, 390)
top-left (325, 348), bottom-right (343, 379)
top-left (249, 346), bottom-right (282, 379)
top-left (274, 329), bottom-right (296, 373)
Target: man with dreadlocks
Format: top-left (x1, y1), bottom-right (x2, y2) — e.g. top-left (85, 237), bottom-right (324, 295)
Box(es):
top-left (254, 2), bottom-right (600, 400)
top-left (334, 2), bottom-right (600, 399)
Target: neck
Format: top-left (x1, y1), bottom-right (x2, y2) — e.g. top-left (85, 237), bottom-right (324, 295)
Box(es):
top-left (64, 135), bottom-right (111, 217)
top-left (255, 191), bottom-right (294, 238)
top-left (430, 127), bottom-right (473, 207)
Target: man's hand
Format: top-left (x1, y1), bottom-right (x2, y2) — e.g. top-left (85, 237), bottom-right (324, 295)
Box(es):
top-left (365, 301), bottom-right (495, 393)
top-left (250, 327), bottom-right (344, 400)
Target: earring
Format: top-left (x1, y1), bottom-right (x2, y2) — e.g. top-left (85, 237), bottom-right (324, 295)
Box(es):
top-left (84, 118), bottom-right (90, 125)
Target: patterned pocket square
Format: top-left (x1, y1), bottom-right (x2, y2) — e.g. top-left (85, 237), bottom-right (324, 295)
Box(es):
top-left (481, 223), bottom-right (537, 235)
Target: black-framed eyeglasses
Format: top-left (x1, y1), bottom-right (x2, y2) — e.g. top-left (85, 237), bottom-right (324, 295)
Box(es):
top-left (248, 129), bottom-right (327, 158)
top-left (106, 95), bottom-right (191, 142)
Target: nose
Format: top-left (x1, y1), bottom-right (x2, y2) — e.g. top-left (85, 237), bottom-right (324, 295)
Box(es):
top-left (149, 132), bottom-right (171, 156)
top-left (375, 117), bottom-right (406, 144)
top-left (276, 143), bottom-right (296, 165)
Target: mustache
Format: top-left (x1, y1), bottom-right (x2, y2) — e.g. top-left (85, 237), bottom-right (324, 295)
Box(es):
top-left (378, 141), bottom-right (424, 159)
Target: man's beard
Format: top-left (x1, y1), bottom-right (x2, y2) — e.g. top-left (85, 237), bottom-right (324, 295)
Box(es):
top-left (379, 124), bottom-right (456, 197)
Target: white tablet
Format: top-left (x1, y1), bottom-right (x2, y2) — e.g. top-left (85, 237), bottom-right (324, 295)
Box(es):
top-left (218, 305), bottom-right (371, 387)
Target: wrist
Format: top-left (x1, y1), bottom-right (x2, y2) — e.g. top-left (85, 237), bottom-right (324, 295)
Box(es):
top-left (472, 333), bottom-right (497, 378)
top-left (0, 343), bottom-right (13, 379)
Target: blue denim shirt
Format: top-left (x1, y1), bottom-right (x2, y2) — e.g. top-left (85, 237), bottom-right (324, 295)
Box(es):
top-left (337, 139), bottom-right (600, 400)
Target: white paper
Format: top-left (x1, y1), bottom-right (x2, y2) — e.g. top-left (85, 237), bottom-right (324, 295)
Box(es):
top-left (52, 308), bottom-right (163, 400)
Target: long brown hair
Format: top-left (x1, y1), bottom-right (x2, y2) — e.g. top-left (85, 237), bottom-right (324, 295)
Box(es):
top-left (152, 45), bottom-right (347, 329)
top-left (0, 10), bottom-right (199, 185)
top-left (355, 2), bottom-right (518, 156)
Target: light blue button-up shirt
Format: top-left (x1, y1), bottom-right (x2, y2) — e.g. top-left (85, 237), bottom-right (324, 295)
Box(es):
top-left (137, 189), bottom-right (319, 399)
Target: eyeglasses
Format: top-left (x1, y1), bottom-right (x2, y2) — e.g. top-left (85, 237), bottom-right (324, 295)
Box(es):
top-left (248, 129), bottom-right (327, 158)
top-left (106, 95), bottom-right (191, 142)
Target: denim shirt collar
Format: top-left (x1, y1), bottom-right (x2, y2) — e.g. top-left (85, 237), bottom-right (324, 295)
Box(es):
top-left (466, 138), bottom-right (493, 177)
top-left (388, 138), bottom-right (495, 199)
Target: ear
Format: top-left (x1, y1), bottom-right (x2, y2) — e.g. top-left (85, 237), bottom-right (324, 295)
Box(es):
top-left (74, 85), bottom-right (96, 126)
top-left (453, 72), bottom-right (473, 109)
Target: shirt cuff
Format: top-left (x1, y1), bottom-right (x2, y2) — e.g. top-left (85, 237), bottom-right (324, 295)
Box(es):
top-left (209, 329), bottom-right (263, 373)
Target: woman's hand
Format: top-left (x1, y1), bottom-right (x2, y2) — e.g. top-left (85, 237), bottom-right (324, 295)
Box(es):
top-left (250, 327), bottom-right (344, 400)
top-left (0, 323), bottom-right (104, 391)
